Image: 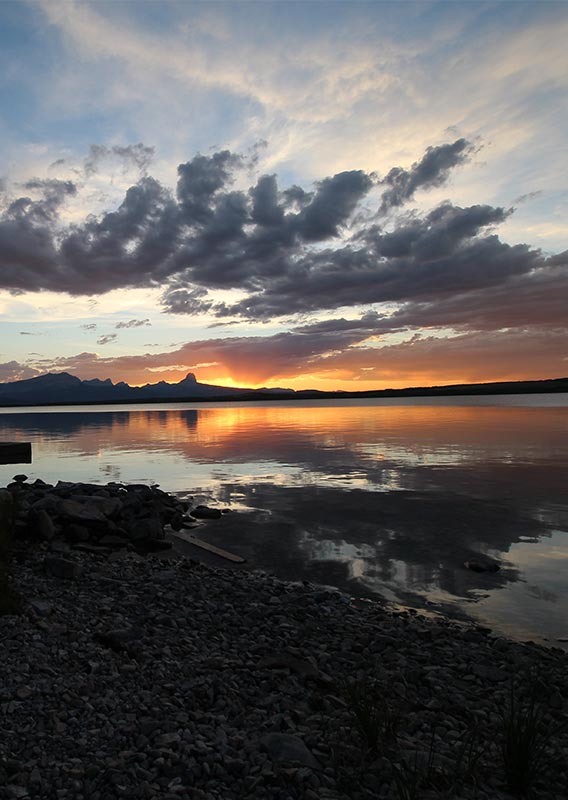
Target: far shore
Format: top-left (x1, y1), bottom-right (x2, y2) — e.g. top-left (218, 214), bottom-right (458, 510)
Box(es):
top-left (0, 375), bottom-right (567, 410)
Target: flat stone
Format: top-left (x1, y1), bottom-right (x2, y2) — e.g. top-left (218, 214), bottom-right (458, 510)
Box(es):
top-left (190, 506), bottom-right (222, 520)
top-left (68, 495), bottom-right (122, 517)
top-left (260, 733), bottom-right (321, 770)
top-left (258, 652), bottom-right (321, 679)
top-left (59, 499), bottom-right (107, 525)
top-left (94, 628), bottom-right (140, 654)
top-left (43, 556), bottom-right (82, 580)
top-left (29, 599), bottom-right (52, 617)
top-left (471, 663), bottom-right (508, 682)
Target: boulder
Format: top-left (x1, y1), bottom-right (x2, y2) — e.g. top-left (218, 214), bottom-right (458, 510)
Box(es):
top-left (44, 556), bottom-right (82, 580)
top-left (127, 516), bottom-right (164, 541)
top-left (190, 505), bottom-right (222, 520)
top-left (59, 499), bottom-right (107, 526)
top-left (27, 508), bottom-right (56, 541)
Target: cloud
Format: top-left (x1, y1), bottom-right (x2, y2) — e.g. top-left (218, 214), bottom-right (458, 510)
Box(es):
top-left (84, 143), bottom-right (155, 177)
top-left (220, 204), bottom-right (544, 321)
top-left (22, 322), bottom-right (568, 390)
top-left (96, 334), bottom-right (118, 345)
top-left (162, 287), bottom-right (212, 315)
top-left (80, 323), bottom-right (97, 331)
top-left (115, 318), bottom-right (151, 329)
top-left (0, 141), bottom-right (565, 348)
top-left (0, 361), bottom-right (40, 383)
top-left (378, 138), bottom-right (474, 214)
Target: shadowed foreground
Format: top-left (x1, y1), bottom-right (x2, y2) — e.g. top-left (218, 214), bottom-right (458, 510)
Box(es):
top-left (1, 539), bottom-right (567, 800)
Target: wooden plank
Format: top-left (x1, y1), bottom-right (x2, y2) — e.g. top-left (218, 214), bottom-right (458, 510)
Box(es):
top-left (169, 529), bottom-right (246, 563)
top-left (0, 442), bottom-right (32, 465)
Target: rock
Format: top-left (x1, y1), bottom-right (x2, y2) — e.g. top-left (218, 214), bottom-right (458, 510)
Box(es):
top-left (27, 508), bottom-right (56, 541)
top-left (5, 787), bottom-right (29, 799)
top-left (63, 523), bottom-right (91, 543)
top-left (128, 516), bottom-right (164, 541)
top-left (43, 556), bottom-right (82, 580)
top-left (94, 628), bottom-right (140, 654)
top-left (67, 495), bottom-right (122, 517)
top-left (135, 539), bottom-right (173, 553)
top-left (59, 499), bottom-right (107, 525)
top-left (471, 663), bottom-right (508, 682)
top-left (72, 543), bottom-right (112, 554)
top-left (0, 488), bottom-right (14, 516)
top-left (169, 513), bottom-right (184, 531)
top-left (260, 733), bottom-right (321, 770)
top-left (12, 474), bottom-right (28, 483)
top-left (190, 506), bottom-right (222, 520)
top-left (99, 533), bottom-right (130, 547)
top-left (258, 652), bottom-right (322, 680)
top-left (29, 599), bottom-right (52, 617)
top-left (29, 766), bottom-right (42, 785)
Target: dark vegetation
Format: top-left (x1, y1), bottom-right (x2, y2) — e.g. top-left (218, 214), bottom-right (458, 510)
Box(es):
top-left (0, 490), bottom-right (20, 614)
top-left (317, 671), bottom-right (567, 799)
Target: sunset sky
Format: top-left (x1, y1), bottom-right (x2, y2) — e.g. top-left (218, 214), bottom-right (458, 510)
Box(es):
top-left (0, 0), bottom-right (566, 391)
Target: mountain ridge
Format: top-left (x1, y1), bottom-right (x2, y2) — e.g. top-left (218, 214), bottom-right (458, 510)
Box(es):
top-left (0, 371), bottom-right (297, 406)
top-left (0, 372), bottom-right (567, 408)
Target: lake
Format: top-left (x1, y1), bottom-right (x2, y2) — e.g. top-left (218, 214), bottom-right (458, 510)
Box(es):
top-left (1, 393), bottom-right (567, 646)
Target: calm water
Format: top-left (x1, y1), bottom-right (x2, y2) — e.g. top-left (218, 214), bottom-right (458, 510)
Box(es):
top-left (1, 394), bottom-right (568, 645)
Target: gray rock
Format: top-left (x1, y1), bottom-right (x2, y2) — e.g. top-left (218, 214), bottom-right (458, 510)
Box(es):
top-left (190, 506), bottom-right (223, 520)
top-left (68, 495), bottom-right (122, 517)
top-left (43, 556), bottom-right (82, 580)
top-left (128, 516), bottom-right (164, 541)
top-left (471, 663), bottom-right (508, 682)
top-left (59, 499), bottom-right (107, 525)
top-left (99, 533), bottom-right (130, 547)
top-left (94, 628), bottom-right (140, 654)
top-left (63, 523), bottom-right (91, 543)
top-left (29, 599), bottom-right (52, 617)
top-left (258, 652), bottom-right (321, 680)
top-left (260, 733), bottom-right (321, 770)
top-left (27, 508), bottom-right (56, 541)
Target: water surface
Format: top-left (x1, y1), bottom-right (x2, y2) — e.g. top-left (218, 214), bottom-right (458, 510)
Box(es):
top-left (1, 394), bottom-right (567, 645)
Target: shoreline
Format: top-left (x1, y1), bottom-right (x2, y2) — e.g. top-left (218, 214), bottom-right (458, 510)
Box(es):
top-left (1, 479), bottom-right (568, 798)
top-left (3, 543), bottom-right (568, 799)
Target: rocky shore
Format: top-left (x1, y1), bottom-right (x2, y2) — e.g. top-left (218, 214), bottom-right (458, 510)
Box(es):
top-left (1, 479), bottom-right (568, 799)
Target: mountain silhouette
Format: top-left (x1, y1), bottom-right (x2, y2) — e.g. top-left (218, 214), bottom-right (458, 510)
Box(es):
top-left (0, 372), bottom-right (566, 408)
top-left (0, 372), bottom-right (297, 406)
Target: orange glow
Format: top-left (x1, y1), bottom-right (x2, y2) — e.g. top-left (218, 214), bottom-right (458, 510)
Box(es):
top-left (10, 403), bottom-right (567, 466)
top-left (36, 327), bottom-right (568, 392)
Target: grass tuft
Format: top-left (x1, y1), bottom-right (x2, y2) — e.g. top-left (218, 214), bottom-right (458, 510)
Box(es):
top-left (499, 679), bottom-right (563, 798)
top-left (341, 678), bottom-right (402, 752)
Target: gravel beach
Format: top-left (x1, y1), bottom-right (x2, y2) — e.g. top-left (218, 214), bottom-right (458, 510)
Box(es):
top-left (1, 480), bottom-right (568, 799)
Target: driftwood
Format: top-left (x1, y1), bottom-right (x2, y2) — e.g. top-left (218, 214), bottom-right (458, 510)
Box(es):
top-left (169, 528), bottom-right (245, 563)
top-left (0, 442), bottom-right (32, 465)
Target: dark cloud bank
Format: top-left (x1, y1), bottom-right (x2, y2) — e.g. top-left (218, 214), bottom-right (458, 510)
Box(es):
top-left (0, 139), bottom-right (566, 348)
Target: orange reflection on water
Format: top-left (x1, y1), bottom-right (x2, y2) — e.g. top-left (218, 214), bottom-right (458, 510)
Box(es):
top-left (1, 401), bottom-right (565, 469)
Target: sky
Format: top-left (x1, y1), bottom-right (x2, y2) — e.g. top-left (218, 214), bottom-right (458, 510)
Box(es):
top-left (0, 0), bottom-right (566, 391)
